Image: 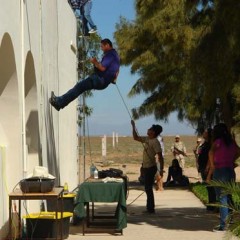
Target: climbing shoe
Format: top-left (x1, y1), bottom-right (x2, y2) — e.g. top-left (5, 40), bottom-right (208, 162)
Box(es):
top-left (89, 28), bottom-right (97, 34)
top-left (49, 91), bottom-right (61, 111)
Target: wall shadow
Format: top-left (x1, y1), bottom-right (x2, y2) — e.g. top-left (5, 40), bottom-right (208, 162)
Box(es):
top-left (26, 110), bottom-right (40, 153)
top-left (24, 51), bottom-right (41, 172)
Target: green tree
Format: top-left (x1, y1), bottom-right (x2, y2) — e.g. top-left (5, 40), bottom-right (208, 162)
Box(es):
top-left (114, 0), bottom-right (240, 133)
top-left (189, 0), bottom-right (240, 130)
top-left (115, 0), bottom-right (204, 128)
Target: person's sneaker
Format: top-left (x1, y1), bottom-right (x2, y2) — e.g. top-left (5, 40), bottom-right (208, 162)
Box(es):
top-left (49, 91), bottom-right (61, 111)
top-left (213, 225), bottom-right (225, 232)
top-left (88, 28), bottom-right (97, 34)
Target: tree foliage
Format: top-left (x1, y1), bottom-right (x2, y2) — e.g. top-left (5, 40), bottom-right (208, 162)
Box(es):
top-left (114, 0), bottom-right (240, 133)
top-left (190, 0), bottom-right (240, 130)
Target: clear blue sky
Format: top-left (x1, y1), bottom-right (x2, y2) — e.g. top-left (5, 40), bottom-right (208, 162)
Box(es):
top-left (85, 0), bottom-right (195, 136)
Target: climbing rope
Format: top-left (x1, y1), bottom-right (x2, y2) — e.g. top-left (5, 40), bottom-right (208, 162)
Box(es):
top-left (127, 191), bottom-right (145, 206)
top-left (115, 83), bottom-right (133, 120)
top-left (115, 83), bottom-right (146, 141)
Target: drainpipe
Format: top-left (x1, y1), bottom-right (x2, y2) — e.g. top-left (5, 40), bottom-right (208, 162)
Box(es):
top-left (39, 0), bottom-right (43, 166)
top-left (21, 0), bottom-right (27, 178)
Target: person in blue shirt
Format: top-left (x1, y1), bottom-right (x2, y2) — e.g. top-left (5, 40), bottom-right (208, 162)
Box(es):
top-left (49, 39), bottom-right (120, 111)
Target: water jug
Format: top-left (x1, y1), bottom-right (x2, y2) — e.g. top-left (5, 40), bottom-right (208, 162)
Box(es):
top-left (94, 169), bottom-right (98, 179)
top-left (90, 164), bottom-right (95, 178)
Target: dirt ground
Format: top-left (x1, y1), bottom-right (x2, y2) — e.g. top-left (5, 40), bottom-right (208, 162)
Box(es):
top-left (94, 163), bottom-right (240, 183)
top-left (79, 135), bottom-right (240, 184)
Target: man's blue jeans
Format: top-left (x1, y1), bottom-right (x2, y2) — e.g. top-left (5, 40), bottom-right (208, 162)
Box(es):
top-left (144, 166), bottom-right (157, 212)
top-left (57, 74), bottom-right (110, 109)
top-left (213, 167), bottom-right (235, 228)
top-left (83, 1), bottom-right (96, 29)
top-left (74, 9), bottom-right (81, 19)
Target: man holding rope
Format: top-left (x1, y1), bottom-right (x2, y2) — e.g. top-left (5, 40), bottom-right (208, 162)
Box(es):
top-left (131, 120), bottom-right (164, 214)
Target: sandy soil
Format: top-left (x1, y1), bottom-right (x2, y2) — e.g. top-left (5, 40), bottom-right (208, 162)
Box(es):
top-left (95, 163), bottom-right (240, 183)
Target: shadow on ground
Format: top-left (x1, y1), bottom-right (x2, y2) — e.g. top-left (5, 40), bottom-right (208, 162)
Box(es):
top-left (69, 180), bottom-right (219, 236)
top-left (126, 180), bottom-right (218, 232)
top-left (69, 206), bottom-right (218, 235)
top-left (127, 206), bottom-right (218, 232)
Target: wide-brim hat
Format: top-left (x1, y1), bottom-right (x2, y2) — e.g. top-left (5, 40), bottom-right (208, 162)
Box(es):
top-left (27, 166), bottom-right (55, 179)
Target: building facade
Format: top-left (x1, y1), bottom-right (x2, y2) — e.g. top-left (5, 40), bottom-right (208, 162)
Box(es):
top-left (0, 1), bottom-right (79, 237)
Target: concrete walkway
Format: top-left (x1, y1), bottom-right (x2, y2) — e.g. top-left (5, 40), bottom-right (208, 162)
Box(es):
top-left (67, 182), bottom-right (236, 240)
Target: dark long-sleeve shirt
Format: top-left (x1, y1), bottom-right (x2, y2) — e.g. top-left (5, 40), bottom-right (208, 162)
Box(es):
top-left (166, 166), bottom-right (183, 182)
top-left (68, 0), bottom-right (80, 10)
top-left (197, 141), bottom-right (210, 171)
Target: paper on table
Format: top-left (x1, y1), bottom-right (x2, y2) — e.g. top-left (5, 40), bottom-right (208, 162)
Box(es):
top-left (102, 177), bottom-right (124, 183)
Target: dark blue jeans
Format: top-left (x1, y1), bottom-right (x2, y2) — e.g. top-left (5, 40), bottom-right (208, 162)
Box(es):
top-left (80, 6), bottom-right (89, 35)
top-left (213, 167), bottom-right (235, 228)
top-left (144, 165), bottom-right (157, 212)
top-left (57, 74), bottom-right (110, 109)
top-left (200, 169), bottom-right (207, 181)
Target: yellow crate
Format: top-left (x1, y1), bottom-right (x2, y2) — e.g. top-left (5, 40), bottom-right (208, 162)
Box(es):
top-left (23, 211), bottom-right (73, 219)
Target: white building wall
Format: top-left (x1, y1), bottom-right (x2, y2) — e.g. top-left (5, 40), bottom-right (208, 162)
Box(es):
top-left (0, 0), bottom-right (79, 237)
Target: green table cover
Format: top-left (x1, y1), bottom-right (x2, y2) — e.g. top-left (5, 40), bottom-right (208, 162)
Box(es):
top-left (75, 181), bottom-right (127, 230)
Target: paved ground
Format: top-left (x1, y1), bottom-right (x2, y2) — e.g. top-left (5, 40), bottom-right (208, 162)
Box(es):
top-left (67, 181), bottom-right (237, 240)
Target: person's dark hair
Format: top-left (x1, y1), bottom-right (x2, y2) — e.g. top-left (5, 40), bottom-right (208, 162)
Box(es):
top-left (151, 124), bottom-right (163, 137)
top-left (171, 159), bottom-right (180, 168)
top-left (213, 123), bottom-right (233, 146)
top-left (101, 38), bottom-right (112, 47)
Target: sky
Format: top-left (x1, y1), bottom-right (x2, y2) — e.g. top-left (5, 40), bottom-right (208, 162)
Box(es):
top-left (83, 0), bottom-right (195, 136)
